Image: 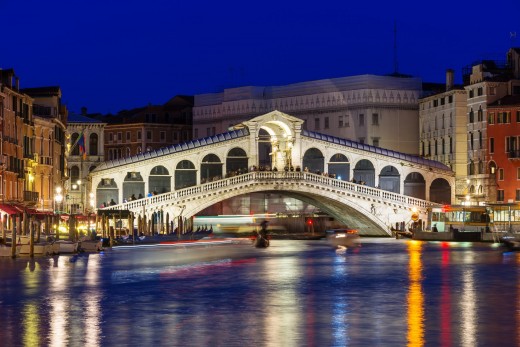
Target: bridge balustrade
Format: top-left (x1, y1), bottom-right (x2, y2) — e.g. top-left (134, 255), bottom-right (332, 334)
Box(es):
top-left (104, 171), bottom-right (430, 213)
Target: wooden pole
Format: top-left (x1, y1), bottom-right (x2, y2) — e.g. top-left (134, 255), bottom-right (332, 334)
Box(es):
top-left (29, 216), bottom-right (34, 257)
top-left (12, 214), bottom-right (20, 258)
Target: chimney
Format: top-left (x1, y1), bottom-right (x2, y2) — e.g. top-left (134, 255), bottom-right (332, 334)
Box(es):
top-left (81, 107), bottom-right (87, 115)
top-left (446, 69), bottom-right (454, 91)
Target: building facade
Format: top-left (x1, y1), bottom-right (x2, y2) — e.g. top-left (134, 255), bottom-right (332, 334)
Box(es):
top-left (67, 112), bottom-right (106, 214)
top-left (487, 95), bottom-right (520, 202)
top-left (419, 70), bottom-right (469, 202)
top-left (464, 48), bottom-right (520, 204)
top-left (193, 75), bottom-right (424, 154)
top-left (22, 86), bottom-right (68, 212)
top-left (96, 96), bottom-right (193, 161)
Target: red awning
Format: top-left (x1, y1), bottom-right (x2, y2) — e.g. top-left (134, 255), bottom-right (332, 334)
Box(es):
top-left (0, 204), bottom-right (23, 215)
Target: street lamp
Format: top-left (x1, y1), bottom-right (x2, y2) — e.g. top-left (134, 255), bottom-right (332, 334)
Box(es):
top-left (54, 187), bottom-right (63, 213)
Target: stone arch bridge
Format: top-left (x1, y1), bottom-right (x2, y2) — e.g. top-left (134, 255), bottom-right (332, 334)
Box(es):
top-left (91, 111), bottom-right (454, 236)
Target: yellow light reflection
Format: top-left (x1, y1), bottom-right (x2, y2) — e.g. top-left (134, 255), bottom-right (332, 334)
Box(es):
top-left (84, 255), bottom-right (102, 347)
top-left (263, 257), bottom-right (302, 347)
top-left (49, 258), bottom-right (71, 347)
top-left (407, 241), bottom-right (424, 347)
top-left (23, 304), bottom-right (40, 346)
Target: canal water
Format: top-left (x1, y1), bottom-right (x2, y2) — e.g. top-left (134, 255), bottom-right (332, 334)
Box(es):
top-left (0, 238), bottom-right (519, 347)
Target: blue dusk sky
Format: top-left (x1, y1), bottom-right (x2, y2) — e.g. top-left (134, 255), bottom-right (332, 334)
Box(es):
top-left (1, 0), bottom-right (519, 115)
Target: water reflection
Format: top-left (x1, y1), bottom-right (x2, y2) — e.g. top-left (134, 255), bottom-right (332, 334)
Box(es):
top-left (407, 241), bottom-right (424, 347)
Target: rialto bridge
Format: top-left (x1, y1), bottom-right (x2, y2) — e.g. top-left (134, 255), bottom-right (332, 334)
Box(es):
top-left (91, 111), bottom-right (454, 236)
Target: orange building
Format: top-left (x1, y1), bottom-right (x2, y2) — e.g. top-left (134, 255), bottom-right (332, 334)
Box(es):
top-left (487, 95), bottom-right (520, 202)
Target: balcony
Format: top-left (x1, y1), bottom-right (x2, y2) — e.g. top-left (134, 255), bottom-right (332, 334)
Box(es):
top-left (23, 190), bottom-right (39, 203)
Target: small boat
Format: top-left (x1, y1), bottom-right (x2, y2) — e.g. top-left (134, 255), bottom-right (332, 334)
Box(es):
top-left (326, 228), bottom-right (360, 249)
top-left (51, 240), bottom-right (79, 254)
top-left (79, 239), bottom-right (103, 252)
top-left (501, 236), bottom-right (520, 251)
top-left (19, 243), bottom-right (53, 256)
top-left (0, 245), bottom-right (19, 257)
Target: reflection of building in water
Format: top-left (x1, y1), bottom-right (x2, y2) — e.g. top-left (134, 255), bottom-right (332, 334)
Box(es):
top-left (407, 241), bottom-right (424, 346)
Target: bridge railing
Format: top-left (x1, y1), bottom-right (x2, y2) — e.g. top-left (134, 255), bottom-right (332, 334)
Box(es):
top-left (105, 171), bottom-right (432, 212)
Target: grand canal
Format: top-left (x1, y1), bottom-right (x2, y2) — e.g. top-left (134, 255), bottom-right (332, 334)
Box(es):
top-left (1, 238), bottom-right (519, 346)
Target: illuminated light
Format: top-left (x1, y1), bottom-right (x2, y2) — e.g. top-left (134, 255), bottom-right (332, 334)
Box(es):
top-left (412, 207), bottom-right (418, 213)
top-left (56, 186), bottom-right (62, 194)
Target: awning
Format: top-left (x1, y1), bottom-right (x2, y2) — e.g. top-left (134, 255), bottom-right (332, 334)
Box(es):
top-left (0, 203), bottom-right (23, 215)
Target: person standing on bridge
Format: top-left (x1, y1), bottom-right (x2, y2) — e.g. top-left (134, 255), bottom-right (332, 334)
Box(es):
top-left (110, 198), bottom-right (116, 206)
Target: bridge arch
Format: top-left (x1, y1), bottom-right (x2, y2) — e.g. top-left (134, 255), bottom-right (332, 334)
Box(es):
top-left (379, 165), bottom-right (400, 193)
top-left (175, 160), bottom-right (196, 190)
top-left (404, 172), bottom-right (426, 200)
top-left (226, 147), bottom-right (248, 176)
top-left (200, 154), bottom-right (223, 183)
top-left (96, 178), bottom-right (118, 207)
top-left (149, 165), bottom-right (171, 195)
top-left (429, 178), bottom-right (451, 204)
top-left (303, 148), bottom-right (324, 173)
top-left (123, 171), bottom-right (144, 201)
top-left (327, 153), bottom-right (350, 180)
top-left (353, 159), bottom-right (375, 186)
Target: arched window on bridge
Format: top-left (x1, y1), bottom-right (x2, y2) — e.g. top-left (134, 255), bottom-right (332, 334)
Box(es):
top-left (96, 178), bottom-right (118, 208)
top-left (403, 172), bottom-right (426, 200)
top-left (302, 148), bottom-right (324, 174)
top-left (429, 178), bottom-right (451, 204)
top-left (379, 165), bottom-right (400, 193)
top-left (353, 159), bottom-right (375, 187)
top-left (150, 166), bottom-right (171, 194)
top-left (89, 133), bottom-right (98, 155)
top-left (123, 171), bottom-right (145, 201)
top-left (175, 160), bottom-right (196, 190)
top-left (201, 154), bottom-right (223, 183)
top-left (328, 153), bottom-right (350, 181)
top-left (226, 148), bottom-right (248, 176)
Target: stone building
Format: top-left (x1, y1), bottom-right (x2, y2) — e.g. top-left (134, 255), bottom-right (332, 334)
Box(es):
top-left (193, 74), bottom-right (424, 155)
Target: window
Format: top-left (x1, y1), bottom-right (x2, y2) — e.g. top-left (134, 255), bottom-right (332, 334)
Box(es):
top-left (434, 140), bottom-right (438, 155)
top-left (160, 131), bottom-right (166, 142)
top-left (212, 127), bottom-right (216, 135)
top-left (126, 132), bottom-right (130, 141)
top-left (440, 97), bottom-right (445, 105)
top-left (488, 112), bottom-right (495, 124)
top-left (516, 189), bottom-right (520, 201)
top-left (448, 95), bottom-right (453, 103)
top-left (433, 99), bottom-right (438, 107)
top-left (469, 89), bottom-right (474, 98)
top-left (442, 138), bottom-right (445, 154)
top-left (517, 111), bottom-right (520, 122)
top-left (489, 87), bottom-right (496, 95)
top-left (372, 113), bottom-right (379, 125)
top-left (450, 137), bottom-right (453, 154)
top-left (477, 87), bottom-right (483, 96)
top-left (109, 133), bottom-right (113, 142)
top-left (517, 167), bottom-right (520, 179)
top-left (324, 117), bottom-right (329, 129)
top-left (372, 138), bottom-right (380, 147)
top-left (477, 107), bottom-right (483, 122)
top-left (117, 132), bottom-right (122, 141)
top-left (497, 190), bottom-right (504, 202)
top-left (315, 118), bottom-right (320, 130)
top-left (206, 127), bottom-right (211, 137)
top-left (479, 131), bottom-right (482, 149)
top-left (442, 114), bottom-right (445, 129)
top-left (490, 138), bottom-right (494, 153)
top-left (469, 109), bottom-right (474, 123)
top-left (506, 136), bottom-right (511, 152)
top-left (499, 168), bottom-right (504, 180)
top-left (345, 115), bottom-right (350, 127)
top-left (470, 132), bottom-right (474, 150)
top-left (339, 116), bottom-right (344, 127)
top-left (146, 131), bottom-right (152, 140)
top-left (137, 131), bottom-right (141, 140)
top-left (358, 137), bottom-right (365, 144)
top-left (359, 114), bottom-right (364, 126)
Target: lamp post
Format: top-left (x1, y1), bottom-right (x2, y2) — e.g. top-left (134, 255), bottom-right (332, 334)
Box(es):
top-left (54, 187), bottom-right (63, 239)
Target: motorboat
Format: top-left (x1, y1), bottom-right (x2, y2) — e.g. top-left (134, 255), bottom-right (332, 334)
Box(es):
top-left (17, 235), bottom-right (53, 256)
top-left (326, 228), bottom-right (360, 249)
top-left (51, 240), bottom-right (79, 254)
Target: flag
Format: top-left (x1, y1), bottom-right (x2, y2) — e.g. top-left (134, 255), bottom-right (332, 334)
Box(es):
top-left (77, 133), bottom-right (87, 160)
